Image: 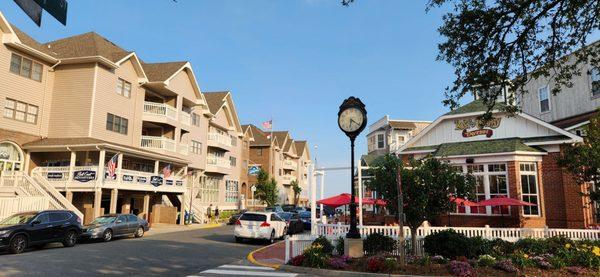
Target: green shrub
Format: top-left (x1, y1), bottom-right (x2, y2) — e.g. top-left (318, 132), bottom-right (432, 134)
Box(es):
top-left (477, 254), bottom-right (496, 267)
top-left (302, 244), bottom-right (328, 268)
top-left (515, 238), bottom-right (548, 255)
top-left (363, 233), bottom-right (397, 256)
top-left (335, 236), bottom-right (345, 256)
top-left (487, 238), bottom-right (514, 258)
top-left (423, 229), bottom-right (475, 259)
top-left (312, 235), bottom-right (334, 255)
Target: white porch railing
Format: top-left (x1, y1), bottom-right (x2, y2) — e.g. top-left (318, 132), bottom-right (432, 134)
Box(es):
top-left (283, 160), bottom-right (297, 169)
top-left (32, 166), bottom-right (70, 182)
top-left (208, 132), bottom-right (232, 147)
top-left (0, 196), bottom-right (49, 221)
top-left (180, 112), bottom-right (191, 126)
top-left (143, 101), bottom-right (177, 120)
top-left (141, 136), bottom-right (176, 152)
top-left (207, 157), bottom-right (230, 168)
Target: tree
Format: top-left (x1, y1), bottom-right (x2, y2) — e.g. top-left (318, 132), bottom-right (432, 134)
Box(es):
top-left (366, 154), bottom-right (475, 254)
top-left (254, 169), bottom-right (279, 207)
top-left (291, 180), bottom-right (302, 206)
top-left (558, 110), bottom-right (600, 203)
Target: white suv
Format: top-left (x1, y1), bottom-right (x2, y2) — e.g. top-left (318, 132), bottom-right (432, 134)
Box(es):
top-left (234, 212), bottom-right (287, 244)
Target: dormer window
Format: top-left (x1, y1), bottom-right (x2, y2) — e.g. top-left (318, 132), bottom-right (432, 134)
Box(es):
top-left (538, 86), bottom-right (550, 113)
top-left (116, 78), bottom-right (132, 98)
top-left (377, 133), bottom-right (385, 149)
top-left (591, 67), bottom-right (600, 97)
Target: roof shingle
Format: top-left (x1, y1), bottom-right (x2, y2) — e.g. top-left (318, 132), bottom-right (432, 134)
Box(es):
top-left (43, 32), bottom-right (131, 62)
top-left (142, 61), bottom-right (187, 82)
top-left (203, 91), bottom-right (229, 115)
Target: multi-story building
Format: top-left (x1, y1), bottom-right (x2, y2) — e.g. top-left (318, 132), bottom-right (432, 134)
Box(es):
top-left (0, 12), bottom-right (248, 224)
top-left (239, 125), bottom-right (254, 207)
top-left (246, 125), bottom-right (311, 206)
top-left (294, 141), bottom-right (311, 206)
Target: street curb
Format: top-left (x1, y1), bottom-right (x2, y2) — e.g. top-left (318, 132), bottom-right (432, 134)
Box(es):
top-left (246, 241), bottom-right (285, 269)
top-left (279, 265), bottom-right (436, 277)
top-left (146, 223), bottom-right (224, 237)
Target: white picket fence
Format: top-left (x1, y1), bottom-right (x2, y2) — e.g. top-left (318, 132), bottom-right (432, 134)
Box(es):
top-left (284, 224), bottom-right (600, 263)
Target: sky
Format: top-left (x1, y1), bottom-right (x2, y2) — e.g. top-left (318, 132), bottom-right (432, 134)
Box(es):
top-left (0, 0), bottom-right (457, 198)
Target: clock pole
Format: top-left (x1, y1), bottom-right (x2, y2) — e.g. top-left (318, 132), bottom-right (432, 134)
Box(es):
top-left (347, 136), bottom-right (360, 238)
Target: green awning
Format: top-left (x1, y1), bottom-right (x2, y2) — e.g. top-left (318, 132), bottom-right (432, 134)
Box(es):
top-left (433, 138), bottom-right (544, 157)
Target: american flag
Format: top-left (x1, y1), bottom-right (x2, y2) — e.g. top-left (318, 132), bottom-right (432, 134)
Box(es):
top-left (107, 154), bottom-right (118, 178)
top-left (162, 164), bottom-right (172, 178)
top-left (262, 120), bottom-right (272, 130)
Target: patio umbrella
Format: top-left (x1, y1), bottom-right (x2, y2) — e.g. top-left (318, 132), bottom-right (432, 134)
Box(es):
top-left (363, 197), bottom-right (387, 206)
top-left (448, 197), bottom-right (479, 226)
top-left (317, 193), bottom-right (361, 208)
top-left (475, 196), bottom-right (535, 227)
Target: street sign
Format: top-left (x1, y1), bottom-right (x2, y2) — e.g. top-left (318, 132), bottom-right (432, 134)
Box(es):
top-left (13, 0), bottom-right (42, 26)
top-left (251, 185), bottom-right (256, 192)
top-left (13, 0), bottom-right (68, 26)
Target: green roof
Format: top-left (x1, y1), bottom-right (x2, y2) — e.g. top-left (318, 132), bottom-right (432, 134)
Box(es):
top-left (403, 145), bottom-right (439, 152)
top-left (433, 138), bottom-right (544, 157)
top-left (445, 100), bottom-right (507, 116)
top-left (360, 154), bottom-right (385, 166)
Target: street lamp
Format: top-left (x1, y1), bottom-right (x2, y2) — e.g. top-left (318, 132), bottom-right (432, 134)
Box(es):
top-left (337, 96), bottom-right (367, 256)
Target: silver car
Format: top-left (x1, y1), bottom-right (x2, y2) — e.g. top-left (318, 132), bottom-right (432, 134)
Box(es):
top-left (81, 214), bottom-right (149, 242)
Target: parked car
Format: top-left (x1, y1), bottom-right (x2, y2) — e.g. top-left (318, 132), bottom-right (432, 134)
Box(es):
top-left (0, 210), bottom-right (82, 254)
top-left (299, 211), bottom-right (312, 230)
top-left (227, 210), bottom-right (247, 225)
top-left (234, 212), bottom-right (287, 244)
top-left (294, 207), bottom-right (307, 213)
top-left (281, 204), bottom-right (296, 212)
top-left (265, 206), bottom-right (284, 213)
top-left (80, 214), bottom-right (149, 242)
top-left (277, 212), bottom-right (304, 235)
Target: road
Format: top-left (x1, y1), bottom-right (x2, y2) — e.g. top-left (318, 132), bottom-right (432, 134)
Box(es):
top-left (0, 225), bottom-right (268, 277)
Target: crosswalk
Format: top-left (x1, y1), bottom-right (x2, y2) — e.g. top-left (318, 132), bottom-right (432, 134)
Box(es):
top-left (188, 264), bottom-right (298, 277)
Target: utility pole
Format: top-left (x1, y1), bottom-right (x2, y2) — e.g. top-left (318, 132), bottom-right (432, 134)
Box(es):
top-left (397, 165), bottom-right (405, 268)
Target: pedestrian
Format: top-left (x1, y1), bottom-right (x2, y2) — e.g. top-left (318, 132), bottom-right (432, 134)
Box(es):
top-left (207, 204), bottom-right (212, 224)
top-left (215, 206), bottom-right (220, 224)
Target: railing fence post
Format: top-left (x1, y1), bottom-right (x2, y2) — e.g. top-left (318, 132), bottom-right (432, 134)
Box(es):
top-left (485, 225), bottom-right (491, 239)
top-left (285, 236), bottom-right (290, 263)
top-left (544, 225), bottom-right (549, 239)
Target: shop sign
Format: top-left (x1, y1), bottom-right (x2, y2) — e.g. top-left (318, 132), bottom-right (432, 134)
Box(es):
top-left (454, 117), bottom-right (502, 138)
top-left (176, 180), bottom-right (183, 186)
top-left (137, 176), bottom-right (147, 184)
top-left (150, 176), bottom-right (163, 187)
top-left (248, 165), bottom-right (261, 176)
top-left (47, 172), bottom-right (63, 179)
top-left (0, 151), bottom-right (9, 159)
top-left (165, 180), bottom-right (174, 186)
top-left (73, 170), bottom-right (96, 182)
top-left (122, 175), bottom-right (134, 182)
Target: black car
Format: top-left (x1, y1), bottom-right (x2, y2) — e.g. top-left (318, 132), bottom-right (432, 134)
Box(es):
top-left (277, 212), bottom-right (304, 235)
top-left (0, 210), bottom-right (82, 254)
top-left (299, 211), bottom-right (312, 230)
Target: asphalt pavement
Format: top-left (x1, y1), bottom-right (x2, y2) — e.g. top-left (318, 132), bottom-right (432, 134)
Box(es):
top-left (0, 225), bottom-right (265, 277)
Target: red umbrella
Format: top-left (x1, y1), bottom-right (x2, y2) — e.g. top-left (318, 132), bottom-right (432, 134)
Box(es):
top-left (317, 193), bottom-right (358, 208)
top-left (475, 196), bottom-right (535, 227)
top-left (450, 196), bottom-right (479, 207)
top-left (363, 198), bottom-right (387, 206)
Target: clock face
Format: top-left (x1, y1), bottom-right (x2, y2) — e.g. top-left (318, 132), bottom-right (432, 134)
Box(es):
top-left (338, 107), bottom-right (364, 133)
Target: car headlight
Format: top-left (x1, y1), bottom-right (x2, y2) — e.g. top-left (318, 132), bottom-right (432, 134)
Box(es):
top-left (0, 230), bottom-right (10, 236)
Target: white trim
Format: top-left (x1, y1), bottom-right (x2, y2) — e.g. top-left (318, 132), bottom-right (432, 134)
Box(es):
top-left (565, 121), bottom-right (590, 131)
top-left (538, 85), bottom-right (551, 113)
top-left (401, 149), bottom-right (436, 155)
top-left (115, 52), bottom-right (149, 83)
top-left (5, 42), bottom-right (58, 64)
top-left (88, 64), bottom-right (99, 137)
top-left (436, 151), bottom-right (547, 159)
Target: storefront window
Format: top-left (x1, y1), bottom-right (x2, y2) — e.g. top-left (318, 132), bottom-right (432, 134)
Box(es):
top-left (453, 163), bottom-right (509, 215)
top-left (225, 180), bottom-right (238, 203)
top-left (197, 177), bottom-right (220, 203)
top-left (520, 163), bottom-right (540, 216)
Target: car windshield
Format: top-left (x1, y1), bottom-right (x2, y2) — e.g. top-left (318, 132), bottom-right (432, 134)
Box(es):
top-left (91, 216), bottom-right (116, 224)
top-left (0, 213), bottom-right (37, 225)
top-left (278, 213), bottom-right (292, 220)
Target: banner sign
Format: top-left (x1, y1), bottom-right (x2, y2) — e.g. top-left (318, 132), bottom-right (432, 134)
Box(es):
top-left (47, 172), bottom-right (63, 179)
top-left (122, 175), bottom-right (134, 182)
top-left (137, 176), bottom-right (147, 184)
top-left (165, 180), bottom-right (174, 186)
top-left (248, 165), bottom-right (261, 176)
top-left (150, 176), bottom-right (163, 187)
top-left (454, 117), bottom-right (501, 138)
top-left (73, 170), bottom-right (96, 182)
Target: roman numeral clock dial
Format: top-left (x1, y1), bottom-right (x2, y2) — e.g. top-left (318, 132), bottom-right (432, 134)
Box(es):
top-left (338, 108), bottom-right (364, 133)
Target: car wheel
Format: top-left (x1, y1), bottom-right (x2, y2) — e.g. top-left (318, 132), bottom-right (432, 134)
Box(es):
top-left (9, 235), bottom-right (27, 254)
top-left (235, 236), bottom-right (242, 243)
top-left (268, 230), bottom-right (275, 244)
top-left (134, 227), bottom-right (144, 238)
top-left (102, 229), bottom-right (113, 242)
top-left (62, 231), bottom-right (77, 247)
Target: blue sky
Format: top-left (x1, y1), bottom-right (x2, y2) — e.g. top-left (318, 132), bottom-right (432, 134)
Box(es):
top-left (0, 0), bottom-right (456, 198)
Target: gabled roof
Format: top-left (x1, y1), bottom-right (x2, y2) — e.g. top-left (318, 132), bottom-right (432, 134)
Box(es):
top-left (445, 100), bottom-right (508, 116)
top-left (272, 131), bottom-right (289, 148)
top-left (43, 31), bottom-right (131, 62)
top-left (10, 25), bottom-right (56, 57)
top-left (388, 121), bottom-right (417, 130)
top-left (241, 124), bottom-right (255, 141)
top-left (283, 139), bottom-right (297, 156)
top-left (204, 91), bottom-right (229, 115)
top-left (294, 140), bottom-right (310, 160)
top-left (142, 61), bottom-right (188, 82)
top-left (249, 124), bottom-right (275, 147)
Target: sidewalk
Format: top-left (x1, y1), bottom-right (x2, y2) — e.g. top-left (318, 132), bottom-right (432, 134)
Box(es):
top-left (248, 241), bottom-right (287, 268)
top-left (146, 223), bottom-right (224, 236)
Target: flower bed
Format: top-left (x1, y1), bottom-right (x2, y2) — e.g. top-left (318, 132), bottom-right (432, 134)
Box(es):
top-left (287, 233), bottom-right (600, 276)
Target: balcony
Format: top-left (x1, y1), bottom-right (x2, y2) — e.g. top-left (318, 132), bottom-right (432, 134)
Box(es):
top-left (281, 174), bottom-right (297, 185)
top-left (180, 111), bottom-right (191, 127)
top-left (143, 102), bottom-right (177, 123)
top-left (207, 132), bottom-right (232, 149)
top-left (206, 156), bottom-right (231, 174)
top-left (283, 160), bottom-right (297, 170)
top-left (178, 144), bottom-right (189, 155)
top-left (141, 136), bottom-right (176, 152)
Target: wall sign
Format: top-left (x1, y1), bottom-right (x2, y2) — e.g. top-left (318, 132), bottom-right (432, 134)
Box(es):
top-left (454, 117), bottom-right (502, 138)
top-left (165, 180), bottom-right (174, 186)
top-left (150, 176), bottom-right (163, 187)
top-left (0, 151), bottom-right (9, 159)
top-left (122, 175), bottom-right (134, 182)
top-left (248, 165), bottom-right (261, 176)
top-left (73, 170), bottom-right (96, 182)
top-left (47, 172), bottom-right (63, 179)
top-left (137, 176), bottom-right (147, 184)
top-left (176, 180), bottom-right (183, 186)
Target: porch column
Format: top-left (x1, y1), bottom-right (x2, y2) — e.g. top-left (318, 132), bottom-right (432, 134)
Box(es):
top-left (66, 191), bottom-right (73, 203)
top-left (143, 194), bottom-right (150, 221)
top-left (117, 153), bottom-right (124, 181)
top-left (154, 160), bottom-right (160, 174)
top-left (97, 150), bottom-right (106, 188)
top-left (24, 152), bottom-right (31, 173)
top-left (109, 188), bottom-right (118, 214)
top-left (93, 188), bottom-right (102, 218)
top-left (68, 151), bottom-right (76, 186)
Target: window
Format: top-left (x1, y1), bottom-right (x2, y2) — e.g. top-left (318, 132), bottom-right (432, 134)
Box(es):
top-left (229, 156), bottom-right (237, 167)
top-left (225, 180), bottom-right (238, 202)
top-left (538, 86), bottom-right (550, 112)
top-left (191, 113), bottom-right (201, 126)
top-left (9, 53), bottom-right (43, 81)
top-left (453, 163), bottom-right (509, 215)
top-left (591, 68), bottom-right (600, 97)
top-left (191, 140), bottom-right (202, 155)
top-left (198, 177), bottom-right (220, 203)
top-left (50, 212), bottom-right (69, 222)
top-left (116, 78), bottom-right (132, 98)
top-left (368, 136), bottom-right (376, 151)
top-left (4, 98), bottom-right (38, 124)
top-left (127, 215), bottom-right (139, 222)
top-left (377, 133), bottom-right (385, 149)
top-left (34, 213), bottom-right (50, 224)
top-left (520, 163), bottom-right (540, 216)
top-left (231, 135), bottom-right (237, 146)
top-left (106, 113), bottom-right (128, 134)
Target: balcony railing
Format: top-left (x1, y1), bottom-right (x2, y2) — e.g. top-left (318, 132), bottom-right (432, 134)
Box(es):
top-left (283, 160), bottom-right (297, 169)
top-left (207, 157), bottom-right (231, 168)
top-left (143, 102), bottom-right (177, 121)
top-left (141, 136), bottom-right (176, 152)
top-left (180, 112), bottom-right (191, 126)
top-left (282, 174), bottom-right (297, 183)
top-left (208, 132), bottom-right (232, 147)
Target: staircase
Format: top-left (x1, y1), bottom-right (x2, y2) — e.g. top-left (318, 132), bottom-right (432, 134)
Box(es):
top-left (0, 171), bottom-right (84, 222)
